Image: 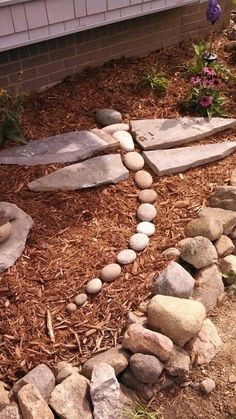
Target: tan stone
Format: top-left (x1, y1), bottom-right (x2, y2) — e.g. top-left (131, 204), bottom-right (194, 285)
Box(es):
top-left (81, 346), bottom-right (129, 379)
top-left (187, 319), bottom-right (222, 365)
top-left (185, 217), bottom-right (223, 241)
top-left (199, 207), bottom-right (236, 235)
top-left (18, 384), bottom-right (54, 419)
top-left (192, 264), bottom-right (224, 312)
top-left (215, 235), bottom-right (235, 258)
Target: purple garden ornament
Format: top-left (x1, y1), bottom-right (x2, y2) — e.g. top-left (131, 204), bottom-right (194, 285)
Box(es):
top-left (204, 0), bottom-right (222, 61)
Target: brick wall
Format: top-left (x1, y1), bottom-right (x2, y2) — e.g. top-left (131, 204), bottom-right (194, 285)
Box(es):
top-left (0, 0), bottom-right (231, 93)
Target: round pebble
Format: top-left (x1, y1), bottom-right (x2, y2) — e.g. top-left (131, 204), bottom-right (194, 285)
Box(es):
top-left (0, 221), bottom-right (12, 244)
top-left (134, 170), bottom-right (153, 189)
top-left (101, 263), bottom-right (122, 282)
top-left (123, 152), bottom-right (144, 171)
top-left (86, 278), bottom-right (102, 294)
top-left (117, 249), bottom-right (136, 265)
top-left (66, 303), bottom-right (77, 314)
top-left (112, 131), bottom-right (134, 152)
top-left (129, 233), bottom-right (149, 251)
top-left (136, 221), bottom-right (155, 237)
top-left (138, 189), bottom-right (157, 203)
top-left (74, 293), bottom-right (88, 306)
top-left (137, 203), bottom-right (157, 222)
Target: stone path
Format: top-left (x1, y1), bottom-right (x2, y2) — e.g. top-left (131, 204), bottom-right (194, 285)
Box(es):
top-left (143, 142), bottom-right (236, 176)
top-left (0, 130), bottom-right (118, 166)
top-left (131, 117), bottom-right (236, 150)
top-left (28, 154), bottom-right (129, 192)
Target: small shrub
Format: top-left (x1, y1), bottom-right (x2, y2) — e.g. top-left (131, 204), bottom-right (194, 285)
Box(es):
top-left (0, 72), bottom-right (27, 145)
top-left (125, 401), bottom-right (163, 419)
top-left (183, 66), bottom-right (228, 119)
top-left (141, 69), bottom-right (169, 93)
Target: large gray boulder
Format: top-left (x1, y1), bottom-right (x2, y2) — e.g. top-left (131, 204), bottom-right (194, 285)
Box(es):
top-left (147, 295), bottom-right (206, 347)
top-left (95, 109), bottom-right (122, 126)
top-left (129, 353), bottom-right (163, 384)
top-left (154, 261), bottom-right (194, 298)
top-left (210, 186), bottom-right (236, 211)
top-left (0, 202), bottom-right (33, 273)
top-left (90, 363), bottom-right (133, 419)
top-left (179, 236), bottom-right (218, 269)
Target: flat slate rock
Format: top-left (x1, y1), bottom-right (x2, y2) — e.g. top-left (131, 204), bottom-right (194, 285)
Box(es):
top-left (0, 130), bottom-right (117, 166)
top-left (28, 154), bottom-right (129, 192)
top-left (131, 117), bottom-right (236, 150)
top-left (143, 142), bottom-right (236, 176)
top-left (0, 202), bottom-right (33, 273)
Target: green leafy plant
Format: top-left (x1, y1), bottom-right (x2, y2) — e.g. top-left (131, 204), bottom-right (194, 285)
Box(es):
top-left (0, 72), bottom-right (27, 145)
top-left (184, 66), bottom-right (228, 119)
top-left (125, 401), bottom-right (163, 419)
top-left (141, 69), bottom-right (169, 93)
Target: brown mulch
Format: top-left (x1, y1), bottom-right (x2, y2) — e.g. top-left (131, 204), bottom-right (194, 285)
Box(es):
top-left (0, 31), bottom-right (236, 417)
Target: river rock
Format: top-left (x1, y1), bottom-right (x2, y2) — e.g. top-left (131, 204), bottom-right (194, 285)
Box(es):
top-left (134, 170), bottom-right (153, 189)
top-left (185, 217), bottom-right (223, 241)
top-left (138, 189), bottom-right (157, 203)
top-left (192, 264), bottom-right (224, 312)
top-left (220, 255), bottom-right (236, 285)
top-left (199, 207), bottom-right (236, 235)
top-left (230, 169), bottom-right (236, 186)
top-left (0, 382), bottom-right (10, 411)
top-left (100, 263), bottom-right (121, 282)
top-left (200, 378), bottom-right (215, 395)
top-left (153, 261), bottom-right (194, 299)
top-left (86, 278), bottom-right (102, 294)
top-left (117, 249), bottom-right (136, 265)
top-left (210, 185), bottom-right (236, 211)
top-left (90, 363), bottom-right (133, 419)
top-left (74, 293), bottom-right (88, 306)
top-left (12, 364), bottom-right (55, 401)
top-left (137, 203), bottom-right (157, 221)
top-left (129, 353), bottom-right (163, 384)
top-left (0, 222), bottom-right (12, 244)
top-left (0, 406), bottom-right (20, 419)
top-left (123, 152), bottom-right (145, 171)
top-left (136, 221), bottom-right (155, 237)
top-left (165, 345), bottom-right (190, 379)
top-left (126, 311), bottom-right (147, 327)
top-left (56, 363), bottom-right (79, 384)
top-left (129, 233), bottom-right (149, 251)
top-left (0, 202), bottom-right (33, 273)
top-left (49, 373), bottom-right (92, 419)
top-left (102, 124), bottom-right (129, 135)
top-left (162, 247), bottom-right (181, 258)
top-left (187, 319), bottom-right (222, 365)
top-left (113, 131), bottom-right (134, 152)
top-left (95, 109), bottom-right (122, 126)
top-left (147, 295), bottom-right (206, 347)
top-left (179, 236), bottom-right (218, 269)
top-left (65, 303), bottom-right (77, 313)
top-left (120, 368), bottom-right (154, 401)
top-left (18, 384), bottom-right (54, 419)
top-left (122, 323), bottom-right (173, 361)
top-left (81, 345), bottom-right (130, 379)
top-left (215, 235), bottom-right (235, 257)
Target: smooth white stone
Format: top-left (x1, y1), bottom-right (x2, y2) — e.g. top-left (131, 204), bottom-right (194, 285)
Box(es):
top-left (138, 189), bottom-right (157, 203)
top-left (137, 203), bottom-right (157, 221)
top-left (101, 263), bottom-right (122, 282)
top-left (112, 131), bottom-right (134, 152)
top-left (102, 124), bottom-right (129, 135)
top-left (117, 249), bottom-right (137, 265)
top-left (129, 233), bottom-right (149, 251)
top-left (0, 221), bottom-right (12, 244)
top-left (86, 278), bottom-right (103, 294)
top-left (66, 303), bottom-right (77, 314)
top-left (134, 170), bottom-right (153, 189)
top-left (123, 152), bottom-right (144, 171)
top-left (74, 293), bottom-right (88, 306)
top-left (136, 221), bottom-right (155, 237)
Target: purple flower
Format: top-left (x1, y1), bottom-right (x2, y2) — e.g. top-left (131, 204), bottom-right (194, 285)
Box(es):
top-left (191, 76), bottom-right (202, 86)
top-left (199, 95), bottom-right (213, 107)
top-left (203, 66), bottom-right (216, 77)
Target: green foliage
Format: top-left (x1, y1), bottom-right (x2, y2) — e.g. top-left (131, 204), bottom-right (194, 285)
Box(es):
top-left (0, 72), bottom-right (27, 146)
top-left (141, 69), bottom-right (169, 93)
top-left (125, 401), bottom-right (163, 419)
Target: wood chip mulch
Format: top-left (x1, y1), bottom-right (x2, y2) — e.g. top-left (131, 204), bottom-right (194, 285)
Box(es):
top-left (0, 32), bottom-right (235, 385)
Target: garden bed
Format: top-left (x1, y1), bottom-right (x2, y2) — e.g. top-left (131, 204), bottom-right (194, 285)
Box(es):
top-left (0, 32), bottom-right (236, 418)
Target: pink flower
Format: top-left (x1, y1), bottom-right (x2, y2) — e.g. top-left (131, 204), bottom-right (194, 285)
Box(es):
top-left (199, 95), bottom-right (213, 108)
top-left (203, 66), bottom-right (216, 77)
top-left (191, 76), bottom-right (202, 86)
